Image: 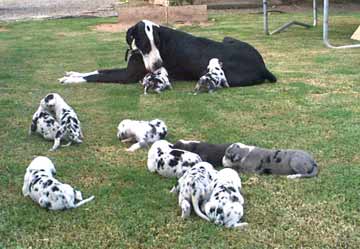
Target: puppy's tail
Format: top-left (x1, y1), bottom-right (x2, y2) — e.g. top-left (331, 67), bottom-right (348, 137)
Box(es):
top-left (264, 68), bottom-right (277, 83)
top-left (74, 195), bottom-right (95, 208)
top-left (287, 162), bottom-right (319, 179)
top-left (192, 194), bottom-right (210, 222)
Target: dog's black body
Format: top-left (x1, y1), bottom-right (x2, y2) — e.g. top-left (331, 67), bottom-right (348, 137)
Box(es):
top-left (173, 140), bottom-right (232, 167)
top-left (62, 21), bottom-right (276, 87)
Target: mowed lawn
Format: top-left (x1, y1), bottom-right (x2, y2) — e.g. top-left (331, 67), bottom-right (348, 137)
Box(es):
top-left (1, 10), bottom-right (360, 248)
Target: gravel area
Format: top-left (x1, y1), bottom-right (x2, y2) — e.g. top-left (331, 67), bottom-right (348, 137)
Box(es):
top-left (0, 0), bottom-right (118, 21)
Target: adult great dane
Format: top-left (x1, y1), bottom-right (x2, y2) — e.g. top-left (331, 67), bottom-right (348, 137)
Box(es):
top-left (59, 20), bottom-right (276, 87)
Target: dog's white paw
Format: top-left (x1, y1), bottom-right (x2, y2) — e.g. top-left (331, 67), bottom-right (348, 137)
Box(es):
top-left (59, 75), bottom-right (86, 84)
top-left (287, 174), bottom-right (302, 179)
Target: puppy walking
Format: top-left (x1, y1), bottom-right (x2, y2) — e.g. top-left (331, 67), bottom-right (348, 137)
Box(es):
top-left (140, 67), bottom-right (172, 95)
top-left (223, 143), bottom-right (319, 179)
top-left (22, 156), bottom-right (94, 210)
top-left (193, 58), bottom-right (229, 94)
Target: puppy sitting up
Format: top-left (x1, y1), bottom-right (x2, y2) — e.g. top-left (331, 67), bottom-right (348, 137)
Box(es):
top-left (173, 162), bottom-right (217, 220)
top-left (140, 67), bottom-right (172, 95)
top-left (204, 168), bottom-right (247, 228)
top-left (22, 156), bottom-right (94, 210)
top-left (222, 143), bottom-right (319, 179)
top-left (193, 58), bottom-right (229, 94)
top-left (117, 119), bottom-right (167, 152)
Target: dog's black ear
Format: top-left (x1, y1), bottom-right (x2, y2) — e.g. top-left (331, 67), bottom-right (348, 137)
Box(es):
top-left (153, 26), bottom-right (161, 49)
top-left (126, 26), bottom-right (136, 47)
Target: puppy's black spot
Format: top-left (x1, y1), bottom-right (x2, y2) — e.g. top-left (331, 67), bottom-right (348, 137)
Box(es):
top-left (52, 186), bottom-right (59, 192)
top-left (231, 195), bottom-right (239, 202)
top-left (45, 94), bottom-right (54, 103)
top-left (169, 159), bottom-right (179, 167)
top-left (210, 207), bottom-right (215, 213)
top-left (170, 150), bottom-right (184, 157)
top-left (216, 207), bottom-right (223, 215)
top-left (276, 157), bottom-right (282, 163)
top-left (43, 179), bottom-right (53, 188)
top-left (34, 188), bottom-right (38, 192)
top-left (71, 117), bottom-right (78, 124)
top-left (228, 187), bottom-right (236, 192)
top-left (157, 158), bottom-right (165, 170)
top-left (263, 168), bottom-right (272, 174)
top-left (157, 148), bottom-right (163, 157)
top-left (55, 131), bottom-right (62, 138)
top-left (44, 202), bottom-right (52, 209)
top-left (45, 192), bottom-right (49, 197)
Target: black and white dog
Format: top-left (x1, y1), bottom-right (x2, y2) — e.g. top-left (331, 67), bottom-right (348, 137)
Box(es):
top-left (222, 143), bottom-right (319, 179)
top-left (193, 58), bottom-right (229, 94)
top-left (147, 140), bottom-right (202, 178)
top-left (30, 110), bottom-right (60, 140)
top-left (31, 93), bottom-right (83, 151)
top-left (172, 162), bottom-right (217, 220)
top-left (140, 67), bottom-right (172, 95)
top-left (22, 156), bottom-right (94, 210)
top-left (117, 119), bottom-right (167, 152)
top-left (59, 20), bottom-right (276, 87)
top-left (204, 168), bottom-right (247, 228)
top-left (173, 140), bottom-right (232, 168)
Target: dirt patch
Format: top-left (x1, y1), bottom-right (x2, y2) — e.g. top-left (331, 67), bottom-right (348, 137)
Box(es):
top-left (92, 23), bottom-right (132, 32)
top-left (0, 27), bottom-right (8, 32)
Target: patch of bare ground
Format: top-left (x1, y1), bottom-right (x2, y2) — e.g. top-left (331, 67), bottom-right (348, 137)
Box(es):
top-left (0, 27), bottom-right (8, 32)
top-left (91, 23), bottom-right (132, 32)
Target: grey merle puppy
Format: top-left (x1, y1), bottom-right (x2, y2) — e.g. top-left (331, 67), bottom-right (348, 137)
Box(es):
top-left (31, 93), bottom-right (83, 151)
top-left (193, 58), bottom-right (229, 94)
top-left (222, 142), bottom-right (318, 179)
top-left (147, 140), bottom-right (202, 178)
top-left (140, 67), bottom-right (172, 95)
top-left (22, 156), bottom-right (94, 210)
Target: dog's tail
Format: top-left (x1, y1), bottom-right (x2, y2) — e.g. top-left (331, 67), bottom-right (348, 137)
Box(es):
top-left (287, 161), bottom-right (319, 179)
top-left (264, 68), bottom-right (277, 83)
top-left (74, 195), bottom-right (95, 208)
top-left (192, 194), bottom-right (210, 222)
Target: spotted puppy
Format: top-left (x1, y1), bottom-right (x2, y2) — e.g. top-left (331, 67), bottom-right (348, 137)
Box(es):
top-left (204, 168), bottom-right (247, 228)
top-left (30, 109), bottom-right (60, 140)
top-left (140, 67), bottom-right (172, 95)
top-left (22, 156), bottom-right (94, 210)
top-left (32, 93), bottom-right (83, 151)
top-left (172, 162), bottom-right (217, 220)
top-left (173, 140), bottom-right (232, 167)
top-left (222, 143), bottom-right (318, 179)
top-left (193, 58), bottom-right (229, 94)
top-left (117, 119), bottom-right (167, 152)
top-left (147, 140), bottom-right (202, 178)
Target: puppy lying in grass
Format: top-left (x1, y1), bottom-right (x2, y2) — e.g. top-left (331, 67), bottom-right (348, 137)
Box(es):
top-left (22, 156), bottom-right (94, 210)
top-left (223, 142), bottom-right (318, 179)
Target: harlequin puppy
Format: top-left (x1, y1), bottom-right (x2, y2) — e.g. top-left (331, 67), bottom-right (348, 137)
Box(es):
top-left (172, 162), bottom-right (217, 220)
top-left (22, 156), bottom-right (94, 210)
top-left (29, 109), bottom-right (60, 140)
top-left (147, 140), bottom-right (202, 178)
top-left (117, 119), bottom-right (167, 152)
top-left (140, 67), bottom-right (172, 95)
top-left (204, 168), bottom-right (247, 228)
top-left (193, 58), bottom-right (229, 94)
top-left (222, 143), bottom-right (319, 179)
top-left (173, 140), bottom-right (232, 167)
top-left (31, 93), bottom-right (83, 151)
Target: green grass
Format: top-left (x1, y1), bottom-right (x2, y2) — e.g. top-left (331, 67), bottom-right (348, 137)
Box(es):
top-left (1, 10), bottom-right (360, 248)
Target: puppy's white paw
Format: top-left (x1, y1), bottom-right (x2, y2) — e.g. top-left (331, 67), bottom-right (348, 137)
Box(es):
top-left (287, 174), bottom-right (302, 179)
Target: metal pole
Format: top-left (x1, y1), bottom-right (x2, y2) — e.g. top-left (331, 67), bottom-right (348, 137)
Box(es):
top-left (323, 0), bottom-right (360, 49)
top-left (263, 0), bottom-right (269, 35)
top-left (313, 0), bottom-right (317, 27)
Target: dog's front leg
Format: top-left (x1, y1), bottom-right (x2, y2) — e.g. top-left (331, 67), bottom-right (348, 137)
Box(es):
top-left (50, 126), bottom-right (66, 151)
top-left (126, 142), bottom-right (142, 152)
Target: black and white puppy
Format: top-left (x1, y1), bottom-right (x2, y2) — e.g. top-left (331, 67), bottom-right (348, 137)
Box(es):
top-left (22, 156), bottom-right (94, 210)
top-left (204, 168), bottom-right (247, 228)
top-left (147, 140), bottom-right (202, 178)
top-left (173, 140), bottom-right (232, 168)
top-left (193, 58), bottom-right (229, 94)
top-left (222, 143), bottom-right (319, 179)
top-left (31, 93), bottom-right (83, 151)
top-left (172, 162), bottom-right (217, 220)
top-left (117, 119), bottom-right (167, 152)
top-left (30, 109), bottom-right (60, 140)
top-left (140, 67), bottom-right (172, 95)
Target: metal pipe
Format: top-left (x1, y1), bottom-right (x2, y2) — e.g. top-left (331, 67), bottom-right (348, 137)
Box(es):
top-left (323, 0), bottom-right (360, 49)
